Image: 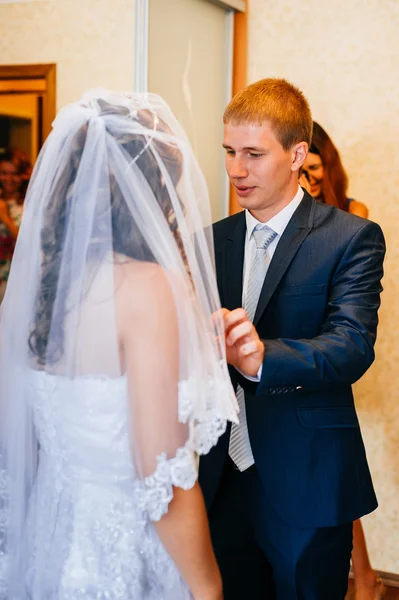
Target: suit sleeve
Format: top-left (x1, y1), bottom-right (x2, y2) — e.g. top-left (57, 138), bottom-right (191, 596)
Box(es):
top-left (240, 221), bottom-right (386, 394)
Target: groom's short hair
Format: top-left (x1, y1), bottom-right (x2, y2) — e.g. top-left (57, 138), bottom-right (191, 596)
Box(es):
top-left (223, 78), bottom-right (312, 151)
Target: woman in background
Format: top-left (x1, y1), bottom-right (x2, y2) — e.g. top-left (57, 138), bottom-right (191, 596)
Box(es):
top-left (303, 123), bottom-right (385, 600)
top-left (303, 121), bottom-right (368, 217)
top-left (0, 150), bottom-right (29, 301)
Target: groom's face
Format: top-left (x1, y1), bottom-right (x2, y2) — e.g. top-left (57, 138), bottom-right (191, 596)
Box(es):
top-left (223, 120), bottom-right (301, 221)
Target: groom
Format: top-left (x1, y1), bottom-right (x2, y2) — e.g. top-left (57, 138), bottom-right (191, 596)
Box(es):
top-left (199, 78), bottom-right (385, 599)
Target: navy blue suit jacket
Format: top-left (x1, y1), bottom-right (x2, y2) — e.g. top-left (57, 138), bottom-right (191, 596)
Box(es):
top-left (199, 192), bottom-right (385, 529)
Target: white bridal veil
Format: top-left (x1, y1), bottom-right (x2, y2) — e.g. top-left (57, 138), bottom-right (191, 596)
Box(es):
top-left (0, 89), bottom-right (237, 597)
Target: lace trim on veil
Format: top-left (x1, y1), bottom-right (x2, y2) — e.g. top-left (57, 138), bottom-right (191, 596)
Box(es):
top-left (136, 374), bottom-right (237, 521)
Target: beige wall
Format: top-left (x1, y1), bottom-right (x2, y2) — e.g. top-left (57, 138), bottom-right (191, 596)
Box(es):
top-left (0, 0), bottom-right (135, 109)
top-left (248, 0), bottom-right (399, 573)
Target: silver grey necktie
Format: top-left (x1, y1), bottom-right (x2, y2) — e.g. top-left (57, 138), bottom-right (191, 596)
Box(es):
top-left (229, 225), bottom-right (277, 471)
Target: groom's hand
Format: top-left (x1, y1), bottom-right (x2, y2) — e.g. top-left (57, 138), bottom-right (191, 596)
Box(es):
top-left (222, 308), bottom-right (264, 377)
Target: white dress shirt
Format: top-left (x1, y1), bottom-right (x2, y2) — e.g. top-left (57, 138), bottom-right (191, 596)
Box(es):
top-left (241, 186), bottom-right (304, 381)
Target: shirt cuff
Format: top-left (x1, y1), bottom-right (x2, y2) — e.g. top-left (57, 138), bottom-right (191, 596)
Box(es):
top-left (236, 364), bottom-right (263, 382)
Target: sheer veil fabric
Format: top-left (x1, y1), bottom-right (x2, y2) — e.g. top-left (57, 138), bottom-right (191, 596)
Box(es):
top-left (0, 89), bottom-right (238, 598)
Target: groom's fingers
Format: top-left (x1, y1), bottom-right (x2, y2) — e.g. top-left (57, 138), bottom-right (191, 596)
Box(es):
top-left (226, 319), bottom-right (253, 347)
top-left (223, 308), bottom-right (248, 332)
top-left (239, 339), bottom-right (263, 357)
top-left (237, 338), bottom-right (265, 377)
top-left (212, 308), bottom-right (229, 321)
top-left (211, 307), bottom-right (229, 331)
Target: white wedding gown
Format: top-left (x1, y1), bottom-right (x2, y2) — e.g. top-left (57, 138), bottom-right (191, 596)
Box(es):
top-left (21, 370), bottom-right (193, 600)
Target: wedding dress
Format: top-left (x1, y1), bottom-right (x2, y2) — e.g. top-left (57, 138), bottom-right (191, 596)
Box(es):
top-left (22, 371), bottom-right (191, 599)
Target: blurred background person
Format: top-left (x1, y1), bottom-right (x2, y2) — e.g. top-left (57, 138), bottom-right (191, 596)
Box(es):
top-left (0, 149), bottom-right (30, 302)
top-left (303, 123), bottom-right (385, 600)
top-left (9, 147), bottom-right (33, 197)
top-left (303, 121), bottom-right (368, 218)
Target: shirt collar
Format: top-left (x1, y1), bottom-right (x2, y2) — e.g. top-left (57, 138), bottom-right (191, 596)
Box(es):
top-left (245, 186), bottom-right (304, 241)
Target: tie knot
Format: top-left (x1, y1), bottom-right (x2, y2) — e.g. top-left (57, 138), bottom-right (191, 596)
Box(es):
top-left (252, 225), bottom-right (277, 249)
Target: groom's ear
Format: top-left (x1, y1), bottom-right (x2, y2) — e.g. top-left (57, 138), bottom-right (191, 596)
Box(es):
top-left (291, 142), bottom-right (308, 173)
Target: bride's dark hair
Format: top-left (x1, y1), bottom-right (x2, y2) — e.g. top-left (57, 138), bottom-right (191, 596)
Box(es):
top-left (29, 109), bottom-right (187, 366)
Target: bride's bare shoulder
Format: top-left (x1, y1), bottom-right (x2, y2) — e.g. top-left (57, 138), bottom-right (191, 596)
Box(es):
top-left (114, 254), bottom-right (168, 286)
top-left (113, 254), bottom-right (176, 317)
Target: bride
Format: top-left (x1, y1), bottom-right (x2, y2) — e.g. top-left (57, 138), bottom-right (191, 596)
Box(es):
top-left (0, 90), bottom-right (239, 599)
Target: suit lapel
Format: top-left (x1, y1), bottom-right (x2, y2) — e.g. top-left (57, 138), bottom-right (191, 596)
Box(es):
top-left (222, 212), bottom-right (246, 310)
top-left (253, 193), bottom-right (315, 326)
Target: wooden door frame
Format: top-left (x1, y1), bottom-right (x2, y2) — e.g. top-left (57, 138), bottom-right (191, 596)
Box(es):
top-left (0, 63), bottom-right (56, 145)
top-left (229, 0), bottom-right (247, 214)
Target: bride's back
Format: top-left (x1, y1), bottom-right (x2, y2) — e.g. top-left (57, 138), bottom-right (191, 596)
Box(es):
top-left (29, 254), bottom-right (163, 474)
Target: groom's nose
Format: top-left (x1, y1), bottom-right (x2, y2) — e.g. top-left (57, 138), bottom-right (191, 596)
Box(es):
top-left (229, 155), bottom-right (249, 179)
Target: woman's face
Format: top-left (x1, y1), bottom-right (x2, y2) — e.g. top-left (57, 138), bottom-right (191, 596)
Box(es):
top-left (0, 160), bottom-right (21, 196)
top-left (303, 152), bottom-right (324, 199)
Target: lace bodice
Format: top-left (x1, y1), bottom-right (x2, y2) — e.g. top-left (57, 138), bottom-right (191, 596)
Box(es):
top-left (29, 369), bottom-right (233, 519)
top-left (31, 372), bottom-right (133, 483)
